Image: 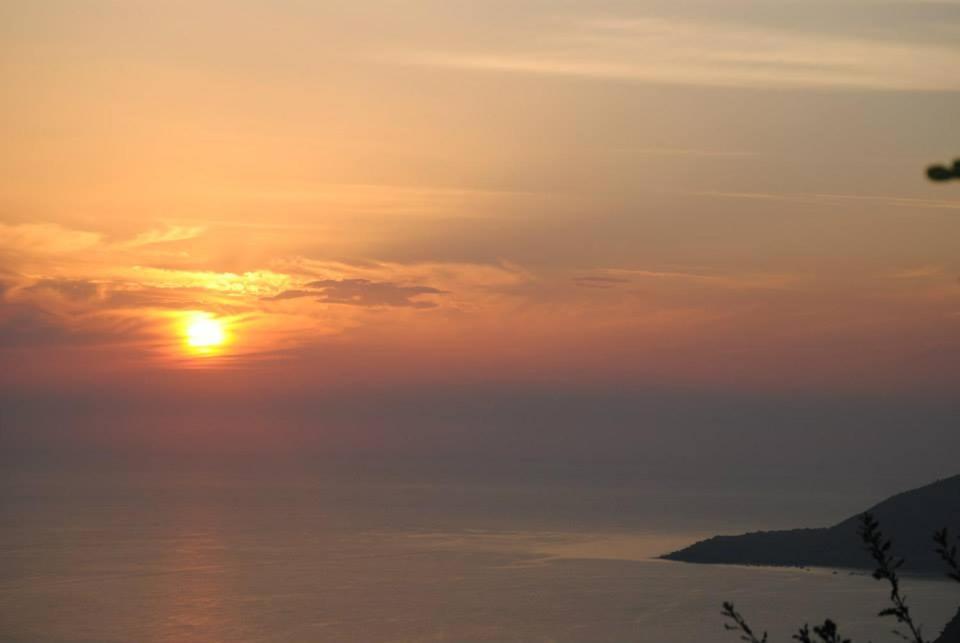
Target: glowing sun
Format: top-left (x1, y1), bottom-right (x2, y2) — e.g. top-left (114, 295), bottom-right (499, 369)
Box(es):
top-left (184, 313), bottom-right (227, 350)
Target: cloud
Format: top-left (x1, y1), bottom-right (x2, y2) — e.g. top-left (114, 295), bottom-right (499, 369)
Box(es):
top-left (0, 275), bottom-right (156, 349)
top-left (120, 225), bottom-right (205, 248)
top-left (263, 289), bottom-right (314, 302)
top-left (127, 267), bottom-right (292, 296)
top-left (102, 287), bottom-right (216, 311)
top-left (24, 278), bottom-right (101, 301)
top-left (386, 13), bottom-right (960, 91)
top-left (642, 270), bottom-right (797, 291)
top-left (573, 276), bottom-right (631, 289)
top-left (0, 223), bottom-right (101, 260)
top-left (890, 265), bottom-right (946, 280)
top-left (284, 258), bottom-right (530, 291)
top-left (0, 297), bottom-right (145, 349)
top-left (271, 279), bottom-right (447, 308)
top-left (694, 191), bottom-right (960, 210)
top-left (0, 304), bottom-right (77, 348)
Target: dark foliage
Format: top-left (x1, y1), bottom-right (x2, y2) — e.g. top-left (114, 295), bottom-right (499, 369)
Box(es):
top-left (934, 529), bottom-right (960, 584)
top-left (720, 512), bottom-right (960, 643)
top-left (927, 160), bottom-right (960, 182)
top-left (794, 620), bottom-right (851, 643)
top-left (859, 513), bottom-right (926, 643)
top-left (723, 601), bottom-right (769, 643)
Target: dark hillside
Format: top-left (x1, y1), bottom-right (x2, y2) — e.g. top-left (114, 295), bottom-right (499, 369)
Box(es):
top-left (664, 474), bottom-right (960, 574)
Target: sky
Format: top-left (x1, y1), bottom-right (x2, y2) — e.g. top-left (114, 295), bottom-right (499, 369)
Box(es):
top-left (2, 1), bottom-right (959, 485)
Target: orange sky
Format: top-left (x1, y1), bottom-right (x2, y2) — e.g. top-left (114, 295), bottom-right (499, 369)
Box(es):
top-left (2, 2), bottom-right (959, 468)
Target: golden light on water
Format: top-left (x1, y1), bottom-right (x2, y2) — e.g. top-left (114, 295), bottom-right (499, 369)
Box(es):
top-left (182, 313), bottom-right (228, 353)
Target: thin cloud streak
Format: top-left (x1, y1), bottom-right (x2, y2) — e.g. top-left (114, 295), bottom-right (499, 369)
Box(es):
top-left (120, 225), bottom-right (206, 248)
top-left (268, 279), bottom-right (448, 309)
top-left (692, 191), bottom-right (960, 210)
top-left (386, 15), bottom-right (960, 91)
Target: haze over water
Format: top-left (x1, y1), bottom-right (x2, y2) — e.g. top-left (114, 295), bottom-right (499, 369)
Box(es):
top-left (3, 463), bottom-right (958, 642)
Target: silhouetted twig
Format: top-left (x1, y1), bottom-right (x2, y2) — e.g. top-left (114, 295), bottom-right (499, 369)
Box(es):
top-left (934, 528), bottom-right (960, 584)
top-left (859, 512), bottom-right (926, 643)
top-left (794, 620), bottom-right (851, 643)
top-left (927, 159), bottom-right (960, 182)
top-left (723, 601), bottom-right (769, 643)
top-left (720, 514), bottom-right (959, 643)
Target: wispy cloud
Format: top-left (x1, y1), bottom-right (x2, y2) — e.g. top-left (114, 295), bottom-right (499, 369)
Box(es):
top-left (605, 268), bottom-right (799, 291)
top-left (0, 223), bottom-right (101, 259)
top-left (387, 14), bottom-right (960, 91)
top-left (270, 279), bottom-right (447, 309)
top-left (573, 275), bottom-right (631, 289)
top-left (126, 267), bottom-right (292, 296)
top-left (693, 190), bottom-right (960, 211)
top-left (120, 225), bottom-right (205, 248)
top-left (890, 265), bottom-right (946, 280)
top-left (23, 278), bottom-right (101, 301)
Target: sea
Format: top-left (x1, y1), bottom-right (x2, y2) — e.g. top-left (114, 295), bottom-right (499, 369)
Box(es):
top-left (2, 462), bottom-right (957, 642)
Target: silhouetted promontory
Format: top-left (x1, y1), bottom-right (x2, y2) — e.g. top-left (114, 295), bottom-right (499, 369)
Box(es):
top-left (663, 474), bottom-right (960, 574)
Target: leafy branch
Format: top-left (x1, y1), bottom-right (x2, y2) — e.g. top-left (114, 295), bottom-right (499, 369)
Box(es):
top-left (723, 601), bottom-right (769, 643)
top-left (933, 528), bottom-right (960, 584)
top-left (720, 514), bottom-right (960, 643)
top-left (859, 513), bottom-right (926, 643)
top-left (794, 620), bottom-right (851, 643)
top-left (927, 159), bottom-right (960, 182)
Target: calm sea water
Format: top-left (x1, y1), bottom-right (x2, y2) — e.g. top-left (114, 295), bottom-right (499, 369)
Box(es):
top-left (2, 465), bottom-right (957, 642)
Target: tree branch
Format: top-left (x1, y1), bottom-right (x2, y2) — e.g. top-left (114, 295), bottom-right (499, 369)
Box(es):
top-left (723, 601), bottom-right (769, 643)
top-left (933, 528), bottom-right (960, 584)
top-left (859, 512), bottom-right (927, 643)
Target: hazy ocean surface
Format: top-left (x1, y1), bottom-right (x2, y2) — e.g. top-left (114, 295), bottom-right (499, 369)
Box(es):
top-left (2, 465), bottom-right (957, 642)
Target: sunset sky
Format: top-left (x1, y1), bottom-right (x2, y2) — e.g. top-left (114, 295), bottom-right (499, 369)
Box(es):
top-left (2, 1), bottom-right (959, 481)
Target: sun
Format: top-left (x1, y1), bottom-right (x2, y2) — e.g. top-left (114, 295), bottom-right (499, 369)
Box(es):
top-left (184, 313), bottom-right (227, 350)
